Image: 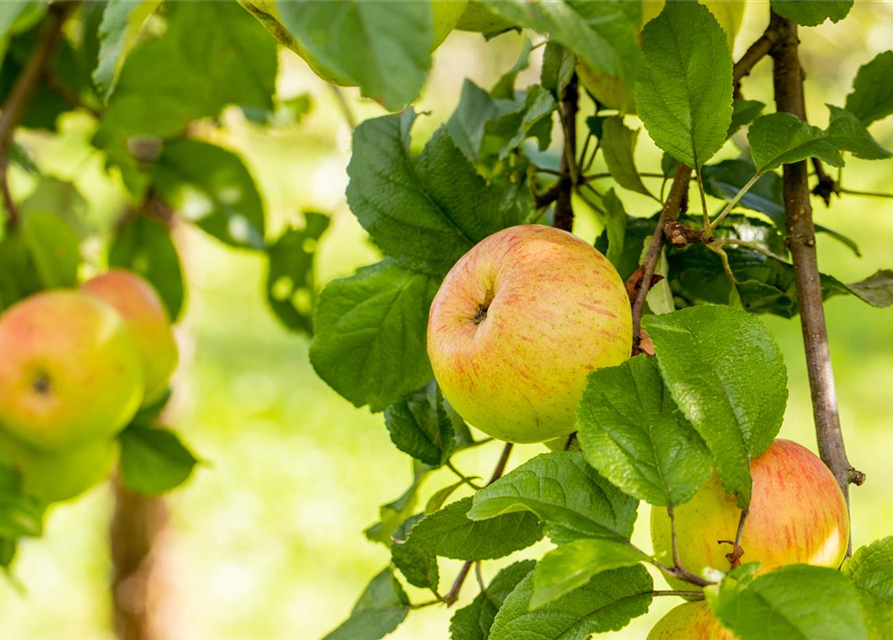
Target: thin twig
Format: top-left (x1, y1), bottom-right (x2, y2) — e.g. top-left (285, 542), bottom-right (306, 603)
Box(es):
top-left (732, 26), bottom-right (782, 99)
top-left (839, 188), bottom-right (893, 200)
top-left (653, 590), bottom-right (705, 600)
top-left (329, 85), bottom-right (357, 129)
top-left (711, 238), bottom-right (788, 262)
top-left (770, 12), bottom-right (862, 554)
top-left (445, 462), bottom-right (483, 490)
top-left (710, 171), bottom-right (764, 230)
top-left (631, 163), bottom-right (691, 350)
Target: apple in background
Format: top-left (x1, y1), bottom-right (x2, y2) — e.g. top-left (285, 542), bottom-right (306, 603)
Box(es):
top-left (427, 225), bottom-right (632, 444)
top-left (0, 291), bottom-right (144, 451)
top-left (83, 269), bottom-right (178, 408)
top-left (648, 602), bottom-right (737, 640)
top-left (652, 439), bottom-right (849, 590)
top-left (0, 430), bottom-right (117, 504)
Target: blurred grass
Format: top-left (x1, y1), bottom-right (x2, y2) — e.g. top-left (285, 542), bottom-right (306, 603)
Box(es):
top-left (1, 3), bottom-right (893, 639)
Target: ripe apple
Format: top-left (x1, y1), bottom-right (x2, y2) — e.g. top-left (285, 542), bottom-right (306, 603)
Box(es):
top-left (427, 225), bottom-right (632, 444)
top-left (239, 0), bottom-right (466, 86)
top-left (0, 430), bottom-right (117, 504)
top-left (82, 269), bottom-right (178, 407)
top-left (648, 602), bottom-right (737, 640)
top-left (651, 439), bottom-right (849, 590)
top-left (0, 291), bottom-right (144, 451)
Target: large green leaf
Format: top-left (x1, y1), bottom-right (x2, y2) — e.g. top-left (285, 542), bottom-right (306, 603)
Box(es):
top-left (643, 306), bottom-right (788, 507)
top-left (152, 139), bottom-right (266, 250)
top-left (635, 0), bottom-right (733, 168)
top-left (346, 111), bottom-right (532, 278)
top-left (843, 537), bottom-right (893, 640)
top-left (707, 565), bottom-right (868, 640)
top-left (748, 113), bottom-right (844, 172)
top-left (93, 0), bottom-right (162, 100)
top-left (276, 0), bottom-right (432, 111)
top-left (450, 561), bottom-right (536, 640)
top-left (309, 260), bottom-right (439, 412)
top-left (488, 566), bottom-right (653, 640)
top-left (846, 50), bottom-right (893, 125)
top-left (578, 355), bottom-right (712, 507)
top-left (322, 568), bottom-right (410, 640)
top-left (530, 539), bottom-right (648, 609)
top-left (770, 0), bottom-right (853, 26)
top-left (468, 452), bottom-right (638, 544)
top-left (405, 496), bottom-right (544, 561)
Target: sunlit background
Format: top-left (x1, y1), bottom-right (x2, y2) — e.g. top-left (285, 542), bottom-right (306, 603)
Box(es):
top-left (1, 2), bottom-right (892, 638)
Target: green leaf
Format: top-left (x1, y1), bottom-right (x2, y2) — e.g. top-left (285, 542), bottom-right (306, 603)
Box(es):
top-left (391, 514), bottom-right (439, 592)
top-left (480, 1), bottom-right (640, 90)
top-left (846, 50), bottom-right (893, 125)
top-left (0, 2), bottom-right (41, 40)
top-left (152, 139), bottom-right (266, 250)
top-left (447, 79), bottom-right (501, 164)
top-left (601, 117), bottom-right (653, 198)
top-left (322, 568), bottom-right (410, 640)
top-left (110, 215), bottom-right (185, 320)
top-left (602, 188), bottom-right (628, 269)
top-left (643, 305), bottom-right (788, 507)
top-left (0, 464), bottom-right (44, 539)
top-left (309, 260), bottom-right (439, 412)
top-left (450, 561), bottom-right (536, 640)
top-left (485, 85), bottom-right (556, 160)
top-left (276, 0), bottom-right (431, 111)
top-left (843, 537), bottom-right (893, 640)
top-left (488, 566), bottom-right (653, 640)
top-left (530, 539), bottom-right (648, 609)
top-left (728, 99), bottom-right (766, 138)
top-left (825, 104), bottom-right (892, 160)
top-left (364, 463), bottom-right (431, 545)
top-left (468, 451), bottom-right (638, 544)
top-left (18, 175), bottom-right (89, 236)
top-left (0, 229), bottom-right (41, 311)
top-left (770, 0), bottom-right (853, 26)
top-left (265, 212), bottom-right (330, 335)
top-left (748, 112), bottom-right (844, 172)
top-left (118, 424), bottom-right (199, 496)
top-left (540, 41), bottom-right (575, 99)
top-left (385, 382), bottom-right (459, 468)
top-left (346, 112), bottom-right (532, 278)
top-left (93, 0), bottom-right (162, 100)
top-left (491, 37), bottom-right (534, 100)
top-left (707, 564), bottom-right (868, 640)
top-left (635, 0), bottom-right (733, 168)
top-left (840, 270), bottom-right (893, 308)
top-left (577, 355), bottom-right (712, 507)
top-left (406, 496), bottom-right (544, 561)
top-left (19, 210), bottom-right (81, 288)
top-left (703, 158), bottom-right (784, 221)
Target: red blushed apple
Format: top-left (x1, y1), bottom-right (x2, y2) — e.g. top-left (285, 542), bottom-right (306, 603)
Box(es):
top-left (648, 602), bottom-right (737, 640)
top-left (83, 269), bottom-right (178, 407)
top-left (651, 439), bottom-right (849, 590)
top-left (427, 225), bottom-right (632, 444)
top-left (0, 291), bottom-right (144, 451)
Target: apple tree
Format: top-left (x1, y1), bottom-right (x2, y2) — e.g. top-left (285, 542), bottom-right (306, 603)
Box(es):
top-left (1, 1), bottom-right (893, 639)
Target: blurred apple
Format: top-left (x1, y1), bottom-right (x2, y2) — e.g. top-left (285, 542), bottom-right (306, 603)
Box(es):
top-left (648, 602), bottom-right (737, 640)
top-left (428, 225), bottom-right (632, 444)
top-left (651, 439), bottom-right (849, 590)
top-left (0, 291), bottom-right (143, 450)
top-left (83, 269), bottom-right (178, 408)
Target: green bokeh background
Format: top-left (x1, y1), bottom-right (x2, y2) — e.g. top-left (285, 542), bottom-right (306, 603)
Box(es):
top-left (1, 4), bottom-right (892, 638)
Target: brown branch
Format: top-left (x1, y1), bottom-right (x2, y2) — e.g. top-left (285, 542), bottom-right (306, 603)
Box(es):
top-left (769, 12), bottom-right (862, 550)
top-left (733, 26), bottom-right (782, 99)
top-left (442, 443), bottom-right (514, 606)
top-left (811, 158), bottom-right (839, 206)
top-left (0, 3), bottom-right (71, 227)
top-left (631, 163), bottom-right (692, 351)
top-left (553, 74), bottom-right (578, 232)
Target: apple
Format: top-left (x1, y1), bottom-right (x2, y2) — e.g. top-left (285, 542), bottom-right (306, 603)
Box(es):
top-left (0, 291), bottom-right (144, 451)
top-left (651, 439), bottom-right (849, 590)
top-left (648, 602), bottom-right (737, 640)
top-left (239, 0), bottom-right (466, 86)
top-left (82, 269), bottom-right (178, 407)
top-left (456, 1), bottom-right (514, 33)
top-left (0, 430), bottom-right (117, 504)
top-left (427, 225), bottom-right (632, 444)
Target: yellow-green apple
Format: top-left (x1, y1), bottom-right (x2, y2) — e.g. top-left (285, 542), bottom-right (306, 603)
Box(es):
top-left (0, 430), bottom-right (117, 503)
top-left (239, 0), bottom-right (466, 86)
top-left (651, 439), bottom-right (849, 590)
top-left (456, 1), bottom-right (513, 33)
top-left (427, 225), bottom-right (632, 444)
top-left (648, 602), bottom-right (737, 640)
top-left (82, 269), bottom-right (178, 407)
top-left (0, 291), bottom-right (143, 450)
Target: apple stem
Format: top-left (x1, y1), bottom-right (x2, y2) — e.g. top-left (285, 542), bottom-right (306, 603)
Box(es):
top-left (769, 11), bottom-right (863, 555)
